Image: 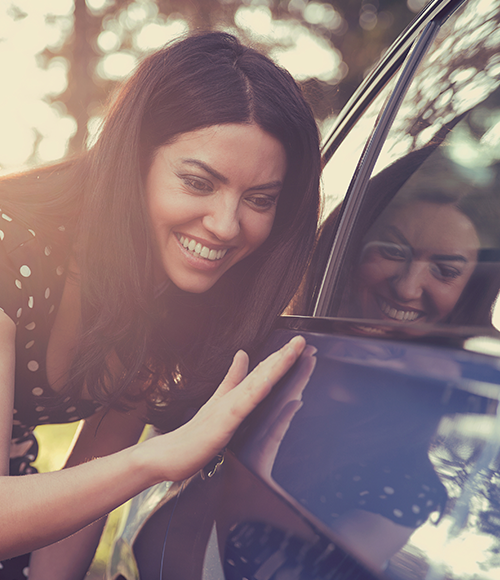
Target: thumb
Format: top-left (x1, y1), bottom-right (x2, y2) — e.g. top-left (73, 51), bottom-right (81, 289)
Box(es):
top-left (212, 350), bottom-right (250, 398)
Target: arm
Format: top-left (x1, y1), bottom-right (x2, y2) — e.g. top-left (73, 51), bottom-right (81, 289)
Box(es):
top-left (0, 328), bottom-right (306, 560)
top-left (330, 509), bottom-right (414, 571)
top-left (28, 407), bottom-right (147, 580)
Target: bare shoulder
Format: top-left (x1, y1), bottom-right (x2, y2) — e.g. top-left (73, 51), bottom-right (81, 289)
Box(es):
top-left (331, 509), bottom-right (413, 570)
top-left (0, 310), bottom-right (16, 475)
top-left (0, 309), bottom-right (16, 374)
top-left (0, 309), bottom-right (15, 339)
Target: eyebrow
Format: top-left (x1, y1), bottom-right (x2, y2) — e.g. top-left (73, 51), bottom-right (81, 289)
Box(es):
top-left (182, 159), bottom-right (228, 183)
top-left (181, 158), bottom-right (283, 191)
top-left (382, 226), bottom-right (470, 263)
top-left (430, 254), bottom-right (468, 263)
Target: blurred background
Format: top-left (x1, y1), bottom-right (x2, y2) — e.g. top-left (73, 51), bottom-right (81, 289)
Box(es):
top-left (0, 0), bottom-right (425, 173)
top-left (0, 0), bottom-right (426, 577)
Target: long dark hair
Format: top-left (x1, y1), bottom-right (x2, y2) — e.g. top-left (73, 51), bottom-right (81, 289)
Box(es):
top-left (299, 146), bottom-right (500, 327)
top-left (0, 32), bottom-right (320, 430)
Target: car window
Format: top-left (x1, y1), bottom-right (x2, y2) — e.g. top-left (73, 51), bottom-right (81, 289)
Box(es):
top-left (320, 74), bottom-right (398, 219)
top-left (318, 0), bottom-right (500, 331)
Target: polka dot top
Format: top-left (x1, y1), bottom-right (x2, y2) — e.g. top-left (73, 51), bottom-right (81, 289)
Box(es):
top-left (1, 210), bottom-right (100, 474)
top-left (295, 450), bottom-right (448, 529)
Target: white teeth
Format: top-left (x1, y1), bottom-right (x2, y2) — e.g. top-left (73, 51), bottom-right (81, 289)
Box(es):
top-left (178, 235), bottom-right (228, 261)
top-left (381, 299), bottom-right (419, 322)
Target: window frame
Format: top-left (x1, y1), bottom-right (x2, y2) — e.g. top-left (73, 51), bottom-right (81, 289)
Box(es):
top-left (313, 0), bottom-right (466, 319)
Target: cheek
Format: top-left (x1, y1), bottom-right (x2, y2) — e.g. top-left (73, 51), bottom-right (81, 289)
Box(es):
top-left (433, 278), bottom-right (471, 315)
top-left (357, 257), bottom-right (399, 289)
top-left (433, 263), bottom-right (477, 315)
top-left (149, 191), bottom-right (201, 229)
top-left (244, 212), bottom-right (276, 249)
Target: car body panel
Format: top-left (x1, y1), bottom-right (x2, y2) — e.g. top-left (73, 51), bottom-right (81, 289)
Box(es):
top-left (108, 0), bottom-right (500, 578)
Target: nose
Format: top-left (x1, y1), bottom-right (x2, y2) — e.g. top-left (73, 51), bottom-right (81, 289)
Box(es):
top-left (390, 261), bottom-right (427, 302)
top-left (202, 193), bottom-right (241, 242)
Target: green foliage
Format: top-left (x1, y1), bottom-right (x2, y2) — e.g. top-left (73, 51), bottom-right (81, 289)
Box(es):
top-left (33, 423), bottom-right (78, 472)
top-left (51, 0), bottom-right (418, 153)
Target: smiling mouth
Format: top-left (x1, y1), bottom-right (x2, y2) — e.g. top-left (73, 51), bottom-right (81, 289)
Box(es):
top-left (379, 297), bottom-right (421, 322)
top-left (177, 234), bottom-right (229, 261)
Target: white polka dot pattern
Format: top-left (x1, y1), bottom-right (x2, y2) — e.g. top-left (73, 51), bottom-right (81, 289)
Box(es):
top-left (2, 213), bottom-right (113, 513)
top-left (27, 361), bottom-right (39, 372)
top-left (294, 457), bottom-right (447, 530)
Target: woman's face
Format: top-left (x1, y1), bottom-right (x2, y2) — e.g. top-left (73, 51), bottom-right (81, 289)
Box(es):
top-left (354, 201), bottom-right (480, 324)
top-left (146, 123), bottom-right (287, 293)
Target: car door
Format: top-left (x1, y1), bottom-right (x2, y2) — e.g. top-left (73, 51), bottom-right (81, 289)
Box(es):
top-left (108, 1), bottom-right (500, 579)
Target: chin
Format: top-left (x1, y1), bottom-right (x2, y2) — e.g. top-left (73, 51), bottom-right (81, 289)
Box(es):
top-left (170, 276), bottom-right (219, 294)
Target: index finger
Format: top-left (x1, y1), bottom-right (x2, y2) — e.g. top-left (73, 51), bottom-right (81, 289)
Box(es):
top-left (223, 335), bottom-right (306, 421)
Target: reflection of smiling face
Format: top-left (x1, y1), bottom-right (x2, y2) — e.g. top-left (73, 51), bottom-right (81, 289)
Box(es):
top-left (146, 123), bottom-right (287, 294)
top-left (354, 201), bottom-right (480, 324)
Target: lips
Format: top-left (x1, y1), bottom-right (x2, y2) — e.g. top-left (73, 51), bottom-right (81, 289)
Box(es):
top-left (177, 234), bottom-right (229, 261)
top-left (378, 297), bottom-right (422, 322)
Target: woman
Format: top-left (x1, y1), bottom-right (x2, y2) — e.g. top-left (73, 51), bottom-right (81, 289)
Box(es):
top-left (0, 31), bottom-right (320, 578)
top-left (353, 192), bottom-right (481, 324)
top-left (348, 190), bottom-right (500, 326)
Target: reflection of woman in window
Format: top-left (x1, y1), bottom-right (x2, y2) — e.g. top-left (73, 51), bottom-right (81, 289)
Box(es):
top-left (352, 192), bottom-right (481, 325)
top-left (268, 356), bottom-right (450, 570)
top-left (274, 179), bottom-right (500, 571)
top-left (301, 178), bottom-right (500, 328)
top-left (342, 129), bottom-right (500, 326)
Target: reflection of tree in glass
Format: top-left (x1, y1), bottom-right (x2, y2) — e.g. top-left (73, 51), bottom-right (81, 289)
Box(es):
top-left (397, 415), bottom-right (500, 578)
top-left (376, 0), bottom-right (500, 174)
top-left (389, 417), bottom-right (500, 580)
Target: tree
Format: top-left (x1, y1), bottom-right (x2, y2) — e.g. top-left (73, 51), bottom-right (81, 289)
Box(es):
top-left (39, 0), bottom-right (417, 157)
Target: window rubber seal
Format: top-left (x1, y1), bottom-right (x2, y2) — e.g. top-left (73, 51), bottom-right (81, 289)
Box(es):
top-left (313, 19), bottom-right (441, 318)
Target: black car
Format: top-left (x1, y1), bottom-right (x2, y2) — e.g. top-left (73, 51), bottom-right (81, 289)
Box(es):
top-left (109, 1), bottom-right (500, 578)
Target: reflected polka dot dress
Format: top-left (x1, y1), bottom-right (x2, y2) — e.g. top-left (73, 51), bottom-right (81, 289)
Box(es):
top-left (0, 211), bottom-right (99, 579)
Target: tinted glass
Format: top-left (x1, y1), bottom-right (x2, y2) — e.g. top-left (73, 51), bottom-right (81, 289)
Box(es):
top-left (323, 0), bottom-right (500, 330)
top-left (320, 73), bottom-right (398, 218)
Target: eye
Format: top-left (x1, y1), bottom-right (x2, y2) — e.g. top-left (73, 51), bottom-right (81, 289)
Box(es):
top-left (377, 242), bottom-right (408, 261)
top-left (180, 175), bottom-right (213, 193)
top-left (433, 263), bottom-right (462, 280)
top-left (246, 195), bottom-right (278, 212)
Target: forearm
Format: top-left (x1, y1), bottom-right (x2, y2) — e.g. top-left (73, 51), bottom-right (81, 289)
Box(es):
top-left (0, 335), bottom-right (306, 561)
top-left (0, 443), bottom-right (156, 560)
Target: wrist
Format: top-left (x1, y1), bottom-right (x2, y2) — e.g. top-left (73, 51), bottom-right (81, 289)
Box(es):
top-left (128, 437), bottom-right (166, 487)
